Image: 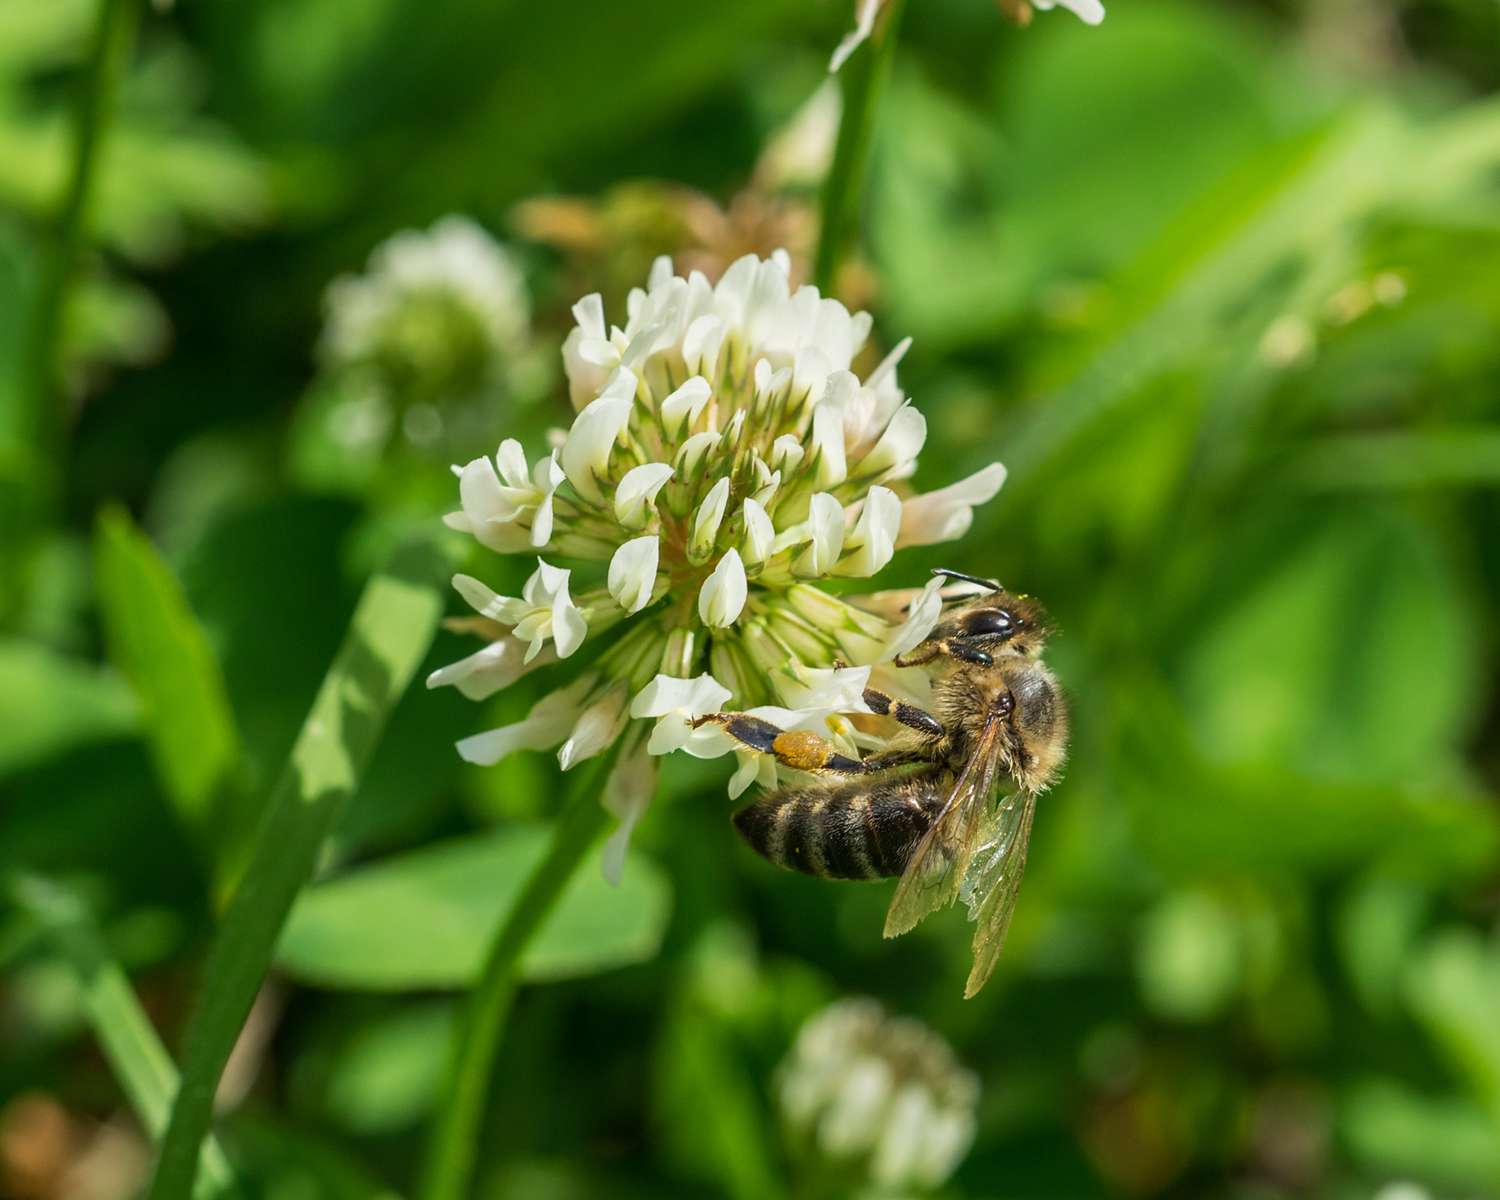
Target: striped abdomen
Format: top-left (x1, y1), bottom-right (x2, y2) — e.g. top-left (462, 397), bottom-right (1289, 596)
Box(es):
top-left (732, 769), bottom-right (949, 880)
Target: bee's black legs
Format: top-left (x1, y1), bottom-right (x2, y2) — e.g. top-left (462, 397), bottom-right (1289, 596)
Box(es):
top-left (691, 712), bottom-right (922, 775)
top-left (860, 688), bottom-right (945, 739)
top-left (894, 638), bottom-right (993, 669)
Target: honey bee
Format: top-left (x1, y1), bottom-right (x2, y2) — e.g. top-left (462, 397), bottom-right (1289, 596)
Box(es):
top-left (695, 570), bottom-right (1068, 997)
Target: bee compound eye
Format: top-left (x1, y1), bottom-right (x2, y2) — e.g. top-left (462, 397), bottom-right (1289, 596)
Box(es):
top-left (964, 608), bottom-right (1018, 638)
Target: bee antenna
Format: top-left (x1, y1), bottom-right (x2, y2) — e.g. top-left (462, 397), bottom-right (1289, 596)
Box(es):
top-left (931, 568), bottom-right (1001, 592)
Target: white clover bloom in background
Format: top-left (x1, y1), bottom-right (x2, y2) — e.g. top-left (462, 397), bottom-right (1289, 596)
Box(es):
top-left (778, 998), bottom-right (979, 1192)
top-left (831, 0), bottom-right (1104, 73)
top-left (319, 215), bottom-right (530, 444)
top-left (429, 251), bottom-right (1005, 880)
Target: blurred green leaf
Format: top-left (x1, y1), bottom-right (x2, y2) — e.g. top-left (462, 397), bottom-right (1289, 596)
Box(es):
top-left (1336, 876), bottom-right (1428, 1018)
top-left (1404, 929), bottom-right (1500, 1128)
top-left (1342, 1077), bottom-right (1500, 1191)
top-left (94, 503), bottom-right (242, 847)
top-left (276, 824), bottom-right (672, 990)
top-left (0, 637), bottom-right (136, 776)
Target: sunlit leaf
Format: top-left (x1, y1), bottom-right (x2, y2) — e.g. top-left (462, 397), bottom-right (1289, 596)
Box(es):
top-left (277, 825), bottom-right (672, 990)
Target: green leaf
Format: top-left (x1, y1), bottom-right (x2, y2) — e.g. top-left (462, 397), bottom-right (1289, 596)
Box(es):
top-left (1342, 1077), bottom-right (1500, 1191)
top-left (276, 824), bottom-right (672, 990)
top-left (0, 637), bottom-right (136, 777)
top-left (146, 532), bottom-right (453, 1200)
top-left (1404, 929), bottom-right (1500, 1126)
top-left (94, 503), bottom-right (242, 844)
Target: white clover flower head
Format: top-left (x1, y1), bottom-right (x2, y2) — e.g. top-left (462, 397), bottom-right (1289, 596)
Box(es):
top-left (430, 252), bottom-right (1006, 879)
top-left (777, 998), bottom-right (979, 1191)
top-left (320, 215), bottom-right (529, 411)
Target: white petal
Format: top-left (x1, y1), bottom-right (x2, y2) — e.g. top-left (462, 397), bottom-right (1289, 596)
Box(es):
top-left (560, 369), bottom-right (635, 503)
top-left (630, 673), bottom-right (728, 720)
top-left (811, 398), bottom-right (849, 488)
top-left (455, 681), bottom-right (586, 765)
top-left (896, 462), bottom-right (1007, 548)
top-left (698, 549), bottom-right (748, 627)
top-left (660, 376), bottom-right (712, 434)
top-left (494, 439), bottom-right (531, 489)
top-left (794, 492), bottom-right (846, 577)
top-left (572, 293), bottom-right (606, 340)
top-left (1034, 0), bottom-right (1105, 22)
top-left (779, 664), bottom-right (872, 714)
top-left (600, 748), bottom-right (658, 886)
top-left (741, 498), bottom-right (776, 566)
top-left (551, 586), bottom-right (587, 658)
top-left (883, 576), bottom-right (945, 660)
top-left (858, 403), bottom-right (927, 479)
top-left (529, 493), bottom-right (554, 547)
top-left (426, 640), bottom-right (528, 700)
top-left (829, 0), bottom-right (884, 71)
top-left (675, 430), bottom-right (721, 477)
top-left (558, 689), bottom-right (628, 771)
top-left (689, 476), bottom-right (732, 560)
top-left (614, 462), bottom-right (675, 528)
top-left (770, 434), bottom-right (805, 474)
top-left (608, 535), bottom-right (660, 613)
top-left (458, 455), bottom-right (507, 523)
top-left (835, 486), bottom-right (902, 577)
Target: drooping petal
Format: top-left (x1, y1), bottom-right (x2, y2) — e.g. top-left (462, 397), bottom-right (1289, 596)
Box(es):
top-left (896, 463), bottom-right (1007, 548)
top-left (600, 746), bottom-right (658, 886)
top-left (455, 677), bottom-right (592, 765)
top-left (829, 0), bottom-right (885, 72)
top-left (1032, 0), bottom-right (1105, 23)
top-left (558, 688), bottom-right (628, 771)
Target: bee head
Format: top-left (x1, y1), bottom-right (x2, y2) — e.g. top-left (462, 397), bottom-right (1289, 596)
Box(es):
top-left (929, 570), bottom-right (1053, 659)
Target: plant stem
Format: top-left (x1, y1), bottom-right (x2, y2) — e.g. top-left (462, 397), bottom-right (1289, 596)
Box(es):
top-left (813, 0), bottom-right (907, 296)
top-left (419, 759), bottom-right (615, 1200)
top-left (145, 533), bottom-right (453, 1200)
top-left (22, 0), bottom-right (141, 521)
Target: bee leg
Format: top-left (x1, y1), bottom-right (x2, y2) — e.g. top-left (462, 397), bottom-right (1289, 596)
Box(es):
top-left (894, 639), bottom-right (993, 669)
top-left (861, 687), bottom-right (945, 740)
top-left (692, 713), bottom-right (908, 775)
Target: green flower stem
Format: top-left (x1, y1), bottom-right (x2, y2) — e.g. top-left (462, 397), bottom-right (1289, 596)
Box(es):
top-left (419, 757), bottom-right (616, 1200)
top-left (145, 533), bottom-right (454, 1200)
top-left (8, 875), bottom-right (235, 1199)
top-left (813, 0), bottom-right (907, 296)
top-left (22, 0), bottom-right (141, 521)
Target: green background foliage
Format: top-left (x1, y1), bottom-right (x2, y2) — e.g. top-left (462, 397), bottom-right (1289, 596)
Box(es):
top-left (3, 0), bottom-right (1500, 1197)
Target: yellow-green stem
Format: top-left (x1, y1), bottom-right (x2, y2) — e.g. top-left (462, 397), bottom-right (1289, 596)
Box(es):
top-left (418, 757), bottom-right (615, 1200)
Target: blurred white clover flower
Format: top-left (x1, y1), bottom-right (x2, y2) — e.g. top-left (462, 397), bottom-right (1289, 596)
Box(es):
top-left (320, 215), bottom-right (529, 424)
top-left (830, 0), bottom-right (1104, 73)
top-left (778, 997), bottom-right (979, 1192)
top-left (429, 251), bottom-right (1005, 880)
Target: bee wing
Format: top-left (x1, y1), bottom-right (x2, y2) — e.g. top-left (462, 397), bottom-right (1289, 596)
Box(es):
top-left (958, 790), bottom-right (1037, 998)
top-left (882, 715), bottom-right (1007, 939)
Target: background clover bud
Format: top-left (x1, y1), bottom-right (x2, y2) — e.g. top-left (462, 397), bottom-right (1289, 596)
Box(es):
top-left (777, 998), bottom-right (979, 1192)
top-left (432, 251), bottom-right (1007, 874)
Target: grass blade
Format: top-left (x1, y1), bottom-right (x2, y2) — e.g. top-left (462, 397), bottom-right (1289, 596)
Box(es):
top-left (8, 874), bottom-right (235, 1199)
top-left (145, 531), bottom-right (453, 1200)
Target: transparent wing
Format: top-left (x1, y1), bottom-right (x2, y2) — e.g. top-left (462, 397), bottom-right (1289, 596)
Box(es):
top-left (882, 716), bottom-right (1007, 939)
top-left (959, 790), bottom-right (1037, 998)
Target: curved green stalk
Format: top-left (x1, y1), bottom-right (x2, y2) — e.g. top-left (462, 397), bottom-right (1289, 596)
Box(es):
top-left (813, 0), bottom-right (907, 296)
top-left (418, 757), bottom-right (615, 1200)
top-left (144, 533), bottom-right (453, 1200)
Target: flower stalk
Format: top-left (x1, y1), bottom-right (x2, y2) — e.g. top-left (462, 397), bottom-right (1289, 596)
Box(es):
top-left (419, 752), bottom-right (617, 1200)
top-left (814, 0), bottom-right (907, 295)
